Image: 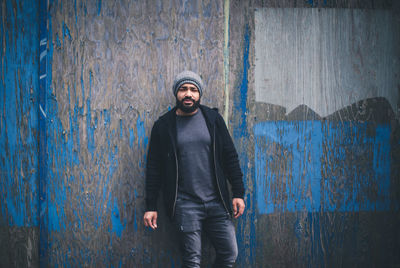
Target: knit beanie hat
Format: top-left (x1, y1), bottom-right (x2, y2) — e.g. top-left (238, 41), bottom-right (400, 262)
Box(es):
top-left (172, 70), bottom-right (204, 97)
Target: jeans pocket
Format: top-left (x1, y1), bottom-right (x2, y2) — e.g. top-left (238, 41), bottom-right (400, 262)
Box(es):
top-left (174, 212), bottom-right (201, 233)
top-left (178, 220), bottom-right (201, 233)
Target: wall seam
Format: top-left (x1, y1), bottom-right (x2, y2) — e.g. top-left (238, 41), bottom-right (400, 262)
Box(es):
top-left (38, 0), bottom-right (48, 265)
top-left (223, 0), bottom-right (230, 126)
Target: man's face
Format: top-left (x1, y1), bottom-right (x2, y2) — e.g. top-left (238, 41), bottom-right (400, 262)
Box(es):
top-left (176, 83), bottom-right (200, 114)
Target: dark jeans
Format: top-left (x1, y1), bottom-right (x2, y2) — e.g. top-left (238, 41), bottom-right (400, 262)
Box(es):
top-left (173, 197), bottom-right (238, 268)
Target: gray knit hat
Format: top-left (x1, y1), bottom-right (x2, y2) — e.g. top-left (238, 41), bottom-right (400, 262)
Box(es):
top-left (172, 70), bottom-right (204, 97)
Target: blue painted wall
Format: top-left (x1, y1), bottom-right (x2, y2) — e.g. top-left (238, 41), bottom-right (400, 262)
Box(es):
top-left (255, 121), bottom-right (391, 214)
top-left (229, 1), bottom-right (400, 267)
top-left (1, 0), bottom-right (399, 267)
top-left (0, 0), bottom-right (40, 266)
top-left (0, 0), bottom-right (39, 228)
top-left (38, 0), bottom-right (224, 266)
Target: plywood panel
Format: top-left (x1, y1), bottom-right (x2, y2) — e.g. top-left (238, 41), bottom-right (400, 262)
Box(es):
top-left (255, 8), bottom-right (399, 118)
top-left (43, 0), bottom-right (225, 266)
top-left (250, 4), bottom-right (400, 268)
top-left (1, 0), bottom-right (399, 267)
top-left (0, 0), bottom-right (40, 266)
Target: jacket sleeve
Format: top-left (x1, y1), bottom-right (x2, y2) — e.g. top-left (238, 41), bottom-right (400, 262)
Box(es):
top-left (145, 121), bottom-right (163, 211)
top-left (217, 114), bottom-right (245, 199)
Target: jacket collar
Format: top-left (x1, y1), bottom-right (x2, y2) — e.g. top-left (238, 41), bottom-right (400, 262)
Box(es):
top-left (199, 105), bottom-right (218, 125)
top-left (164, 105), bottom-right (217, 125)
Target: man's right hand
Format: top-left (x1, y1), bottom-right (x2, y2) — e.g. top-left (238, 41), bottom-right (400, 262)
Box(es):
top-left (143, 211), bottom-right (158, 230)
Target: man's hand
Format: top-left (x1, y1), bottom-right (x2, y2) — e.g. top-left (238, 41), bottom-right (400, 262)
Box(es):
top-left (232, 198), bottom-right (245, 219)
top-left (143, 211), bottom-right (158, 230)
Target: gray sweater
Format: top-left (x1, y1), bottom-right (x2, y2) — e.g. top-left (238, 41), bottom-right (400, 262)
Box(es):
top-left (176, 109), bottom-right (218, 202)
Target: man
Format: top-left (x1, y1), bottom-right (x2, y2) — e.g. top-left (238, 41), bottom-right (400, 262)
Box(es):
top-left (143, 70), bottom-right (245, 268)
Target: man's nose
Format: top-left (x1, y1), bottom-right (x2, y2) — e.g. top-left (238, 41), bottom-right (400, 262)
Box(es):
top-left (185, 90), bottom-right (193, 97)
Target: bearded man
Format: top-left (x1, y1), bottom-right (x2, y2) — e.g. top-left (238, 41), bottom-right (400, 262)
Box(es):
top-left (144, 70), bottom-right (245, 268)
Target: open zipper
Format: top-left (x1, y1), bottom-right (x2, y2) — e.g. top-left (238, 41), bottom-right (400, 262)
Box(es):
top-left (170, 133), bottom-right (179, 218)
top-left (213, 125), bottom-right (230, 217)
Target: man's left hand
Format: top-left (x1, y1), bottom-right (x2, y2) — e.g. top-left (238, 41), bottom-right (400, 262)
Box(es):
top-left (232, 198), bottom-right (245, 219)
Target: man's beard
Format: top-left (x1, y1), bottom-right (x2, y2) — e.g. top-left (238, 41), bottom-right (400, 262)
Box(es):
top-left (176, 96), bottom-right (200, 114)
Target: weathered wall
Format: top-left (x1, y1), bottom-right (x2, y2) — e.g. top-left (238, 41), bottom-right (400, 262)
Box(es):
top-left (1, 0), bottom-right (399, 267)
top-left (41, 0), bottom-right (224, 266)
top-left (0, 0), bottom-right (40, 267)
top-left (228, 0), bottom-right (400, 267)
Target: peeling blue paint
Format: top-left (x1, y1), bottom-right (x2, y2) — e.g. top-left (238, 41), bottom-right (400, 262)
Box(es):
top-left (255, 121), bottom-right (391, 213)
top-left (322, 122), bottom-right (391, 212)
top-left (80, 64), bottom-right (85, 100)
top-left (129, 128), bottom-right (135, 148)
top-left (47, 180), bottom-right (67, 231)
top-left (4, 0), bottom-right (398, 266)
top-left (111, 198), bottom-right (125, 237)
top-left (38, 0), bottom-right (53, 264)
top-left (137, 114), bottom-right (148, 150)
top-left (307, 212), bottom-right (324, 266)
top-left (232, 24), bottom-right (256, 266)
top-left (134, 189), bottom-right (138, 232)
top-left (255, 121), bottom-right (322, 213)
top-left (0, 0), bottom-right (39, 228)
top-left (104, 109), bottom-right (111, 126)
top-left (183, 0), bottom-right (199, 18)
top-left (74, 0), bottom-right (77, 25)
top-left (119, 120), bottom-right (124, 139)
top-left (63, 21), bottom-right (72, 42)
top-left (137, 114), bottom-right (148, 168)
top-left (87, 70), bottom-right (96, 156)
top-left (55, 33), bottom-right (62, 49)
top-left (202, 1), bottom-right (212, 17)
top-left (98, 0), bottom-right (102, 16)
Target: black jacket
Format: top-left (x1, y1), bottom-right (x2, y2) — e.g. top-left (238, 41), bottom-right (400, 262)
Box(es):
top-left (145, 105), bottom-right (244, 218)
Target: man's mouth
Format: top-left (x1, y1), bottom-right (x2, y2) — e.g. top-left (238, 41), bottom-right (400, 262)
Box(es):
top-left (183, 98), bottom-right (194, 105)
top-left (176, 96), bottom-right (200, 113)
